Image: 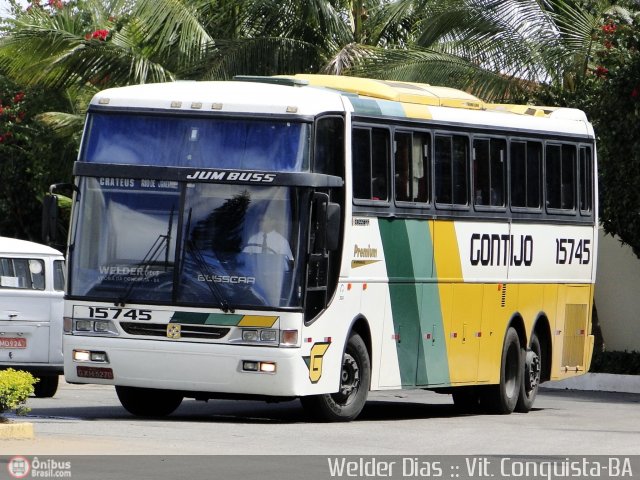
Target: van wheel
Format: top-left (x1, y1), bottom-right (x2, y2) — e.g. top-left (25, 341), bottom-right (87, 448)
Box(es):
top-left (116, 386), bottom-right (183, 417)
top-left (34, 375), bottom-right (59, 398)
top-left (300, 333), bottom-right (370, 422)
top-left (480, 327), bottom-right (522, 414)
top-left (516, 333), bottom-right (542, 413)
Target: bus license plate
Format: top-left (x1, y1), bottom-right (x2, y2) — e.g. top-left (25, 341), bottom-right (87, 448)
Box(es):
top-left (0, 338), bottom-right (27, 349)
top-left (77, 366), bottom-right (114, 380)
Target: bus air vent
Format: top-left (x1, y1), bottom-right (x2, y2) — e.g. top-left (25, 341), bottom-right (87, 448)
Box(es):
top-left (120, 322), bottom-right (230, 340)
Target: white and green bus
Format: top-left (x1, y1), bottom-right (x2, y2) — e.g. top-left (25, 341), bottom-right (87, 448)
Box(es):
top-left (54, 75), bottom-right (597, 421)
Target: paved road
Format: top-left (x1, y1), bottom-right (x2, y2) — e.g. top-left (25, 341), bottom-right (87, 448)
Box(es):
top-left (2, 381), bottom-right (640, 456)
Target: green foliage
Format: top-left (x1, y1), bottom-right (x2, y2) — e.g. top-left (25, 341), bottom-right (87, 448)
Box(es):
top-left (535, 6), bottom-right (640, 257)
top-left (0, 74), bottom-right (77, 242)
top-left (0, 369), bottom-right (37, 416)
top-left (590, 350), bottom-right (640, 375)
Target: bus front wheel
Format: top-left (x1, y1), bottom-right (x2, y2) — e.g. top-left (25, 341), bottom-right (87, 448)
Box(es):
top-left (300, 332), bottom-right (370, 422)
top-left (116, 386), bottom-right (183, 417)
top-left (481, 327), bottom-right (522, 414)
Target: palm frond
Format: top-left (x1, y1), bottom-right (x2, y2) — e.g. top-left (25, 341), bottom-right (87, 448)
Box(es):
top-left (35, 111), bottom-right (85, 140)
top-left (200, 36), bottom-right (323, 80)
top-left (133, 0), bottom-right (212, 65)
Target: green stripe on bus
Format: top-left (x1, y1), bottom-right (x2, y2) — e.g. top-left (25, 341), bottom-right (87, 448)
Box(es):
top-left (379, 219), bottom-right (450, 387)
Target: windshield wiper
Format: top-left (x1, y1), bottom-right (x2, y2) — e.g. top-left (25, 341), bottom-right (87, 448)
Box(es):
top-left (117, 207), bottom-right (174, 306)
top-left (182, 209), bottom-right (234, 313)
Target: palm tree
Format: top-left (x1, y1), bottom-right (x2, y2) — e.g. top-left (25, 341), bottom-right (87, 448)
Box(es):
top-left (352, 0), bottom-right (634, 101)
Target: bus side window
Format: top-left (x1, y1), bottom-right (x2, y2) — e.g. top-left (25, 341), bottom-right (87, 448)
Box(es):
top-left (352, 128), bottom-right (371, 200)
top-left (546, 143), bottom-right (576, 211)
top-left (579, 146), bottom-right (593, 214)
top-left (511, 140), bottom-right (542, 209)
top-left (315, 117), bottom-right (345, 177)
top-left (436, 134), bottom-right (469, 206)
top-left (352, 127), bottom-right (389, 202)
top-left (395, 131), bottom-right (430, 204)
top-left (394, 132), bottom-right (411, 202)
top-left (474, 138), bottom-right (505, 207)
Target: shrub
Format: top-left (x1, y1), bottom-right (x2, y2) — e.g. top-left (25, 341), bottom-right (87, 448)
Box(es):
top-left (590, 350), bottom-right (640, 375)
top-left (0, 369), bottom-right (37, 416)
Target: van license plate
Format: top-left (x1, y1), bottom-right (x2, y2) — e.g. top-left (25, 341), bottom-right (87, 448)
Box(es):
top-left (0, 338), bottom-right (26, 349)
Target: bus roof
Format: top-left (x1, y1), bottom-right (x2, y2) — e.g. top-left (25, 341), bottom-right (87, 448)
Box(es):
top-left (0, 237), bottom-right (63, 257)
top-left (90, 80), bottom-right (346, 117)
top-left (90, 76), bottom-right (593, 138)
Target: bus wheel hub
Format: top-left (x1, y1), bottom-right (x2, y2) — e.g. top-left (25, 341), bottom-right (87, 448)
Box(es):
top-left (340, 354), bottom-right (360, 396)
top-left (525, 350), bottom-right (541, 391)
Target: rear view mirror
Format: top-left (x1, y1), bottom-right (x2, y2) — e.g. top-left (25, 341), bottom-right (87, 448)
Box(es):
top-left (325, 202), bottom-right (340, 251)
top-left (42, 194), bottom-right (60, 246)
top-left (311, 193), bottom-right (341, 254)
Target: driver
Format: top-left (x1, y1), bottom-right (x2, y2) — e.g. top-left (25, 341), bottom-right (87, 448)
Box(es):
top-left (243, 215), bottom-right (294, 262)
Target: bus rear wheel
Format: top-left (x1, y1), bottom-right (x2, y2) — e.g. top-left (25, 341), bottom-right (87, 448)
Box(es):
top-left (116, 386), bottom-right (183, 417)
top-left (481, 327), bottom-right (522, 414)
top-left (300, 332), bottom-right (370, 422)
top-left (515, 333), bottom-right (542, 413)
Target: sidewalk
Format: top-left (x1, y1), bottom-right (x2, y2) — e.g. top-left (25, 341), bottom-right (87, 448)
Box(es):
top-left (543, 373), bottom-right (640, 394)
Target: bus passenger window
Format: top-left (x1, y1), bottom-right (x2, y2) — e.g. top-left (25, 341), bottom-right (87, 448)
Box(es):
top-left (474, 138), bottom-right (505, 207)
top-left (511, 141), bottom-right (542, 209)
top-left (371, 129), bottom-right (389, 201)
top-left (352, 128), bottom-right (372, 200)
top-left (436, 134), bottom-right (469, 206)
top-left (545, 144), bottom-right (576, 211)
top-left (579, 146), bottom-right (593, 213)
top-left (395, 131), bottom-right (430, 204)
top-left (394, 133), bottom-right (411, 202)
top-left (352, 126), bottom-right (389, 202)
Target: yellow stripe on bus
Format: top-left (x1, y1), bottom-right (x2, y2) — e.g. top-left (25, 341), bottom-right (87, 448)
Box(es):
top-left (237, 315), bottom-right (279, 327)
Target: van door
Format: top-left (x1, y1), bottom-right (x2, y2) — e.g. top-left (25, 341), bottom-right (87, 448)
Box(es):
top-left (0, 256), bottom-right (52, 363)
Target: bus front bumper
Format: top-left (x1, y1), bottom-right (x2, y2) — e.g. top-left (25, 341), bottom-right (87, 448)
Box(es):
top-left (63, 335), bottom-right (314, 397)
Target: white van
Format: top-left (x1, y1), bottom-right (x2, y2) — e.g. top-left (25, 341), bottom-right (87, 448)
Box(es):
top-left (0, 237), bottom-right (65, 397)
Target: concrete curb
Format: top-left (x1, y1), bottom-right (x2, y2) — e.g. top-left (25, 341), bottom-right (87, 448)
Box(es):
top-left (543, 373), bottom-right (640, 394)
top-left (0, 421), bottom-right (34, 439)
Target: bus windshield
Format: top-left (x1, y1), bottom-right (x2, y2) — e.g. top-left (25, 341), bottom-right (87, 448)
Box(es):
top-left (69, 178), bottom-right (309, 309)
top-left (82, 113), bottom-right (311, 171)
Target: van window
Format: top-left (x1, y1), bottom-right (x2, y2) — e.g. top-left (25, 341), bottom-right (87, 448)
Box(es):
top-left (0, 258), bottom-right (45, 290)
top-left (54, 259), bottom-right (65, 292)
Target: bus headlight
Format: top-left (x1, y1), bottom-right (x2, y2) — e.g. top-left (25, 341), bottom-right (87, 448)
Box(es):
top-left (72, 319), bottom-right (119, 336)
top-left (240, 328), bottom-right (279, 345)
top-left (242, 329), bottom-right (259, 342)
top-left (260, 329), bottom-right (277, 342)
top-left (76, 320), bottom-right (92, 331)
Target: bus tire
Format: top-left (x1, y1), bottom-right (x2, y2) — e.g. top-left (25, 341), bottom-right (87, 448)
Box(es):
top-left (33, 375), bottom-right (59, 398)
top-left (300, 333), bottom-right (370, 422)
top-left (481, 327), bottom-right (522, 414)
top-left (116, 386), bottom-right (183, 417)
top-left (515, 333), bottom-right (542, 413)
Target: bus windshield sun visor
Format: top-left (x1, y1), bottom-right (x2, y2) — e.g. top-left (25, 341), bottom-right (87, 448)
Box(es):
top-left (73, 162), bottom-right (344, 189)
